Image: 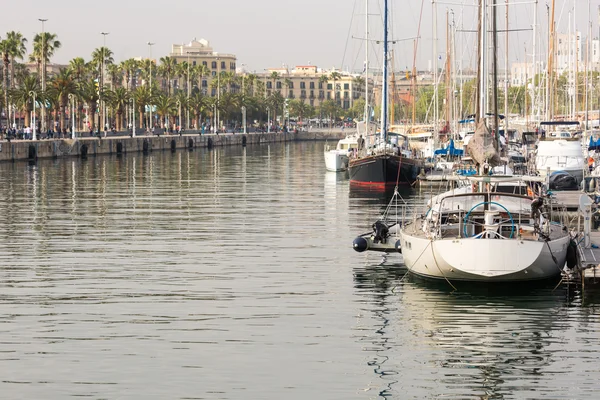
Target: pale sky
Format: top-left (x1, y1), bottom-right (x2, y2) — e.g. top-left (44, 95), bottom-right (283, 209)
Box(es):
top-left (2, 0), bottom-right (597, 72)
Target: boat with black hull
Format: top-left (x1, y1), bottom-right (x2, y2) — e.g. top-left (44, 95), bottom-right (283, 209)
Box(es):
top-left (347, 0), bottom-right (423, 188)
top-left (349, 149), bottom-right (421, 187)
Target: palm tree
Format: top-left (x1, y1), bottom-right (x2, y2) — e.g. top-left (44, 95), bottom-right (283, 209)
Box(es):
top-left (266, 91), bottom-right (285, 127)
top-left (121, 58), bottom-right (139, 91)
top-left (91, 47), bottom-right (114, 85)
top-left (68, 57), bottom-right (88, 82)
top-left (106, 63), bottom-right (122, 88)
top-left (78, 79), bottom-right (100, 131)
top-left (284, 78), bottom-right (293, 99)
top-left (0, 38), bottom-right (12, 121)
top-left (12, 74), bottom-right (39, 128)
top-left (329, 71), bottom-right (341, 104)
top-left (318, 75), bottom-right (329, 100)
top-left (269, 71), bottom-right (280, 95)
top-left (48, 68), bottom-right (77, 131)
top-left (132, 85), bottom-right (155, 129)
top-left (30, 32), bottom-right (61, 84)
top-left (5, 31), bottom-right (27, 89)
top-left (106, 87), bottom-right (129, 131)
top-left (139, 59), bottom-right (155, 87)
top-left (188, 91), bottom-right (208, 129)
top-left (154, 94), bottom-right (176, 128)
top-left (158, 56), bottom-right (177, 95)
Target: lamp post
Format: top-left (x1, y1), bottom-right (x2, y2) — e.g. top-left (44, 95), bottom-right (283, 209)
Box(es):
top-left (242, 106), bottom-right (247, 134)
top-left (100, 32), bottom-right (109, 132)
top-left (187, 51), bottom-right (190, 130)
top-left (267, 107), bottom-right (271, 133)
top-left (216, 57), bottom-right (220, 133)
top-left (68, 93), bottom-right (75, 139)
top-left (29, 91), bottom-right (37, 141)
top-left (147, 41), bottom-right (155, 129)
top-left (131, 96), bottom-right (136, 137)
top-left (176, 99), bottom-right (181, 133)
top-left (38, 18), bottom-right (47, 134)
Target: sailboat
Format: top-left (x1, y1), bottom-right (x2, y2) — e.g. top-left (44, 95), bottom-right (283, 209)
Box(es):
top-left (396, 0), bottom-right (572, 282)
top-left (348, 0), bottom-right (423, 188)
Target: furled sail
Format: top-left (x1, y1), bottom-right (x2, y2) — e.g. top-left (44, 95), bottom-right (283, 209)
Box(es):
top-left (466, 120), bottom-right (501, 167)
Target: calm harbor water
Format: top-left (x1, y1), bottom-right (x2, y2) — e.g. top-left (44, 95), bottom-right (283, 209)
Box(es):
top-left (0, 141), bottom-right (599, 399)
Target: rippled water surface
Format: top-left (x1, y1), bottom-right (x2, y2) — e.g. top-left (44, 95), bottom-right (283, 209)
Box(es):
top-left (0, 141), bottom-right (599, 399)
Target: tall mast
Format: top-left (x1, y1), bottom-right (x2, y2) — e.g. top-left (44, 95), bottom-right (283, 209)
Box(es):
top-left (446, 9), bottom-right (451, 135)
top-left (475, 0), bottom-right (483, 123)
top-left (364, 0), bottom-right (369, 129)
top-left (492, 0), bottom-right (499, 150)
top-left (381, 0), bottom-right (389, 141)
top-left (532, 0), bottom-right (538, 122)
top-left (504, 0), bottom-right (509, 130)
top-left (547, 0), bottom-right (555, 119)
top-left (479, 0), bottom-right (488, 121)
top-left (433, 0), bottom-right (438, 140)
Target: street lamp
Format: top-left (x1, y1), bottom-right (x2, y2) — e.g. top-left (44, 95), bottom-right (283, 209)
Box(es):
top-left (101, 32), bottom-right (109, 132)
top-left (242, 106), bottom-right (247, 134)
top-left (130, 96), bottom-right (136, 137)
top-left (176, 99), bottom-right (181, 133)
top-left (148, 42), bottom-right (155, 128)
top-left (29, 91), bottom-right (37, 141)
top-left (38, 18), bottom-right (47, 134)
top-left (68, 93), bottom-right (75, 139)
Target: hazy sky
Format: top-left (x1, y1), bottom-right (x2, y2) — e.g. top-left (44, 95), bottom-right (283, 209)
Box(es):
top-left (2, 0), bottom-right (597, 72)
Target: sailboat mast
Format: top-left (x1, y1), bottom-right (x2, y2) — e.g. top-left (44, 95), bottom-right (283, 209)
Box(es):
top-left (381, 0), bottom-right (389, 141)
top-left (479, 0), bottom-right (488, 121)
top-left (547, 0), bottom-right (555, 120)
top-left (504, 0), bottom-right (509, 131)
top-left (493, 0), bottom-right (499, 150)
top-left (364, 0), bottom-right (369, 131)
top-left (476, 0), bottom-right (483, 123)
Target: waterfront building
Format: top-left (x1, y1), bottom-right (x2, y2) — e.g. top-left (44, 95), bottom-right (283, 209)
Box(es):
top-left (255, 65), bottom-right (367, 110)
top-left (169, 38), bottom-right (237, 95)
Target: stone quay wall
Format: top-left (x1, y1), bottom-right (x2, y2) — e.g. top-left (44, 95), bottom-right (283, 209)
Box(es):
top-left (0, 130), bottom-right (346, 163)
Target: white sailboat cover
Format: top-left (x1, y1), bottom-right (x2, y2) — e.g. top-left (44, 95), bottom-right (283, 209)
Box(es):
top-left (467, 120), bottom-right (501, 167)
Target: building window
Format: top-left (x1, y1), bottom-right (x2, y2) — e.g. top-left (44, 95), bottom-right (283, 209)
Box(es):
top-left (276, 82), bottom-right (282, 89)
top-left (212, 71), bottom-right (216, 76)
top-left (344, 83), bottom-right (349, 90)
top-left (192, 61), bottom-right (197, 66)
top-left (301, 90), bottom-right (306, 98)
top-left (310, 90), bottom-right (315, 98)
top-left (327, 92), bottom-right (331, 99)
top-left (300, 82), bottom-right (306, 89)
top-left (344, 91), bottom-right (349, 99)
top-left (310, 99), bottom-right (314, 106)
top-left (309, 82), bottom-right (315, 89)
top-left (202, 80), bottom-right (208, 87)
top-left (203, 61), bottom-right (207, 66)
top-left (289, 90), bottom-right (294, 98)
top-left (267, 82), bottom-right (272, 89)
top-left (221, 61), bottom-right (226, 69)
top-left (319, 90), bottom-right (324, 99)
top-left (327, 83), bottom-right (332, 90)
top-left (289, 82), bottom-right (294, 89)
top-left (212, 61), bottom-right (217, 69)
top-left (343, 100), bottom-right (350, 109)
top-left (211, 88), bottom-right (216, 96)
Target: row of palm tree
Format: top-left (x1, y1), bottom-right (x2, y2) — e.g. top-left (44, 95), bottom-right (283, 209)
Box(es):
top-left (1, 30), bottom-right (368, 133)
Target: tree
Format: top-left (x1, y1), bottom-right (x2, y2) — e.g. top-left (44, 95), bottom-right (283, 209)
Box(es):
top-left (189, 91), bottom-right (208, 129)
top-left (266, 91), bottom-right (285, 126)
top-left (154, 94), bottom-right (176, 128)
top-left (0, 38), bottom-right (11, 122)
top-left (48, 68), bottom-right (77, 131)
top-left (30, 32), bottom-right (61, 84)
top-left (68, 57), bottom-right (88, 83)
top-left (78, 79), bottom-right (100, 131)
top-left (132, 85), bottom-right (155, 129)
top-left (158, 56), bottom-right (177, 95)
top-left (269, 71), bottom-right (280, 95)
top-left (106, 87), bottom-right (129, 131)
top-left (12, 74), bottom-right (39, 128)
top-left (329, 71), bottom-right (341, 104)
top-left (5, 31), bottom-right (27, 89)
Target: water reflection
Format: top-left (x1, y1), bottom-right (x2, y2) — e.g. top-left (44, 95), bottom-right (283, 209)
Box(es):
top-left (354, 263), bottom-right (600, 399)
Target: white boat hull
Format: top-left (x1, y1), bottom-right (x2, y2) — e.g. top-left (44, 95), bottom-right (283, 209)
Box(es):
top-left (400, 233), bottom-right (569, 282)
top-left (324, 150), bottom-right (349, 172)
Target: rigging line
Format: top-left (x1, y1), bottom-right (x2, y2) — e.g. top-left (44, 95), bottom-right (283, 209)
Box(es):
top-left (340, 0), bottom-right (359, 71)
top-left (431, 243), bottom-right (458, 291)
top-left (411, 0), bottom-right (427, 127)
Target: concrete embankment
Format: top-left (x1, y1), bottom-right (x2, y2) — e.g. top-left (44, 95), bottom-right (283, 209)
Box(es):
top-left (0, 129), bottom-right (345, 162)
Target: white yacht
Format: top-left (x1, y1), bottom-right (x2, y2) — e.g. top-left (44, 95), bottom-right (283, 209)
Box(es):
top-left (324, 135), bottom-right (359, 172)
top-left (535, 121), bottom-right (585, 183)
top-left (399, 175), bottom-right (571, 282)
